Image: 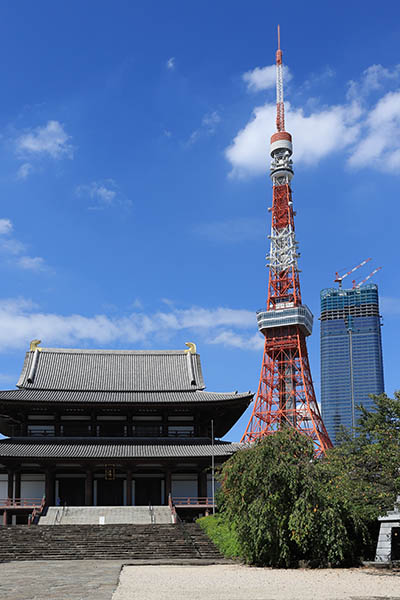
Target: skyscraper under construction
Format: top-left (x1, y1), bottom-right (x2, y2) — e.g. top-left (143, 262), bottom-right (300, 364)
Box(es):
top-left (320, 283), bottom-right (384, 444)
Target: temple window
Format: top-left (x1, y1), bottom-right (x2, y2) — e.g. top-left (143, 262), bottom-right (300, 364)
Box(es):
top-left (167, 425), bottom-right (194, 437)
top-left (132, 415), bottom-right (162, 437)
top-left (60, 423), bottom-right (91, 436)
top-left (27, 424), bottom-right (55, 436)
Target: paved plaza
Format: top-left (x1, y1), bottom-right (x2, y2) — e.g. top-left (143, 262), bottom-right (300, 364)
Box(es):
top-left (0, 561), bottom-right (400, 600)
top-left (0, 560), bottom-right (123, 600)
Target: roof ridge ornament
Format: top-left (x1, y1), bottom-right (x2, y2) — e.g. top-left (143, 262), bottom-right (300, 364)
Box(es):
top-left (30, 339), bottom-right (42, 352)
top-left (27, 345), bottom-right (42, 384)
top-left (184, 342), bottom-right (197, 386)
top-left (184, 342), bottom-right (197, 354)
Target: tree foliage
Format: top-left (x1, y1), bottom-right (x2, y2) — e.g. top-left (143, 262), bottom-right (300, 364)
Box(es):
top-left (216, 393), bottom-right (400, 567)
top-left (322, 393), bottom-right (400, 522)
top-left (219, 429), bottom-right (355, 566)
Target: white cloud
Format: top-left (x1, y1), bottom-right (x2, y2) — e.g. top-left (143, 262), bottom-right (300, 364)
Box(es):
top-left (1, 238), bottom-right (25, 255)
top-left (348, 91), bottom-right (400, 172)
top-left (76, 179), bottom-right (128, 210)
top-left (0, 218), bottom-right (47, 271)
top-left (210, 330), bottom-right (264, 351)
top-left (243, 64), bottom-right (291, 92)
top-left (0, 219), bottom-right (12, 235)
top-left (17, 256), bottom-right (46, 271)
top-left (17, 162), bottom-right (34, 180)
top-left (196, 217), bottom-right (265, 243)
top-left (188, 111), bottom-right (221, 145)
top-left (166, 57), bottom-right (175, 70)
top-left (348, 64), bottom-right (400, 100)
top-left (226, 101), bottom-right (361, 178)
top-left (0, 299), bottom-right (259, 352)
top-left (202, 111), bottom-right (221, 129)
top-left (131, 298), bottom-right (143, 310)
top-left (16, 120), bottom-right (73, 159)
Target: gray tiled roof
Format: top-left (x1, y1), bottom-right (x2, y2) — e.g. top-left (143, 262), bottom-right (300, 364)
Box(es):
top-left (0, 438), bottom-right (240, 459)
top-left (0, 389), bottom-right (251, 404)
top-left (17, 348), bottom-right (205, 391)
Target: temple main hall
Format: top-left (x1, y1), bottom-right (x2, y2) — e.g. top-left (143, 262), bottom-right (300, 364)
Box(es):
top-left (0, 341), bottom-right (251, 520)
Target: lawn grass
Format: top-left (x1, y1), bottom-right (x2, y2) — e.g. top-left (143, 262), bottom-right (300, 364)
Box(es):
top-left (197, 514), bottom-right (242, 558)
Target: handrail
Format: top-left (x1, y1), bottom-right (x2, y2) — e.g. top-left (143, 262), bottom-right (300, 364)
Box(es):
top-left (28, 497), bottom-right (46, 527)
top-left (172, 496), bottom-right (214, 506)
top-left (54, 503), bottom-right (68, 525)
top-left (0, 498), bottom-right (44, 508)
top-left (148, 501), bottom-right (155, 525)
top-left (168, 493), bottom-right (177, 523)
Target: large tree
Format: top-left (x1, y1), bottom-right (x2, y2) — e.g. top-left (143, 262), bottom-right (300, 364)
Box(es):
top-left (217, 393), bottom-right (400, 567)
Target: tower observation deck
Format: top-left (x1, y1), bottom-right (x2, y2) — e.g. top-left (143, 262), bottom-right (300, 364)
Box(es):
top-left (241, 27), bottom-right (332, 455)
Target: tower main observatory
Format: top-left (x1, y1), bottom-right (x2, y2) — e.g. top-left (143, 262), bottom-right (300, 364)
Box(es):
top-left (241, 27), bottom-right (332, 456)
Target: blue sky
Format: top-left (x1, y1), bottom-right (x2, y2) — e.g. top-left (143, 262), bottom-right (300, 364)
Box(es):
top-left (0, 1), bottom-right (399, 441)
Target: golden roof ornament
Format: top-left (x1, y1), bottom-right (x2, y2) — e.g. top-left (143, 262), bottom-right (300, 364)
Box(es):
top-left (184, 342), bottom-right (197, 354)
top-left (29, 339), bottom-right (42, 352)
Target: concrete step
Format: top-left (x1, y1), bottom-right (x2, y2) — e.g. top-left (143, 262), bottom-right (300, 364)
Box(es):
top-left (0, 523), bottom-right (224, 561)
top-left (39, 505), bottom-right (173, 525)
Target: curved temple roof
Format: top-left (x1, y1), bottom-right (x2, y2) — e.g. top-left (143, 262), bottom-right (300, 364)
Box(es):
top-left (0, 388), bottom-right (251, 405)
top-left (17, 348), bottom-right (206, 392)
top-left (0, 438), bottom-right (241, 459)
top-left (0, 346), bottom-right (252, 439)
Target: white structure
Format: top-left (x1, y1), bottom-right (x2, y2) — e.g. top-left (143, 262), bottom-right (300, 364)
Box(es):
top-left (375, 499), bottom-right (400, 563)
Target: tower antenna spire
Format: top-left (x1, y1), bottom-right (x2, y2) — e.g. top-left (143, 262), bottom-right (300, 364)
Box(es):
top-left (275, 25), bottom-right (285, 132)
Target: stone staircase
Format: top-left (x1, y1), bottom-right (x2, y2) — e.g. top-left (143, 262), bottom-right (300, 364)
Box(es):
top-left (0, 523), bottom-right (225, 562)
top-left (39, 505), bottom-right (172, 525)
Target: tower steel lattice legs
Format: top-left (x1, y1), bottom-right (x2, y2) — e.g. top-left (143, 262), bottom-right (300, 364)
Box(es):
top-left (242, 326), bottom-right (331, 456)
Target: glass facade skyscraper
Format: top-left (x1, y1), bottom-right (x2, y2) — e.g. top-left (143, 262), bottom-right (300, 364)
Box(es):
top-left (320, 284), bottom-right (384, 445)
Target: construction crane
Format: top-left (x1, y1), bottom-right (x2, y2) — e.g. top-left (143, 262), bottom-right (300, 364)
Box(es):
top-left (352, 266), bottom-right (382, 289)
top-left (334, 258), bottom-right (371, 289)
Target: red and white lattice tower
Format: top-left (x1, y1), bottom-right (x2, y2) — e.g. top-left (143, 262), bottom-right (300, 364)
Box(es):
top-left (241, 27), bottom-right (332, 456)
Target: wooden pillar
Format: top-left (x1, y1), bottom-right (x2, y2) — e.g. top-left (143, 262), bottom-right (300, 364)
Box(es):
top-left (7, 468), bottom-right (14, 500)
top-left (14, 471), bottom-right (21, 501)
top-left (91, 412), bottom-right (97, 437)
top-left (162, 412), bottom-right (168, 437)
top-left (126, 469), bottom-right (132, 506)
top-left (85, 469), bottom-right (93, 506)
top-left (126, 414), bottom-right (132, 438)
top-left (198, 469), bottom-right (207, 499)
top-left (45, 469), bottom-right (55, 505)
top-left (54, 412), bottom-right (61, 436)
top-left (194, 411), bottom-right (199, 437)
top-left (165, 468), bottom-right (172, 504)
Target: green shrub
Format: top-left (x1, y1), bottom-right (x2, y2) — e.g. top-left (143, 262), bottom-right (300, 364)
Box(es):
top-left (197, 514), bottom-right (241, 558)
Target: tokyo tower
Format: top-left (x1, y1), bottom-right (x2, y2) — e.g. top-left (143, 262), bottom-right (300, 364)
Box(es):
top-left (241, 27), bottom-right (332, 456)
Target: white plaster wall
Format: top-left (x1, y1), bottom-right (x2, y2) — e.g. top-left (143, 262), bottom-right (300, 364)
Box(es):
top-left (21, 474), bottom-right (45, 499)
top-left (0, 474), bottom-right (7, 498)
top-left (171, 474), bottom-right (197, 497)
